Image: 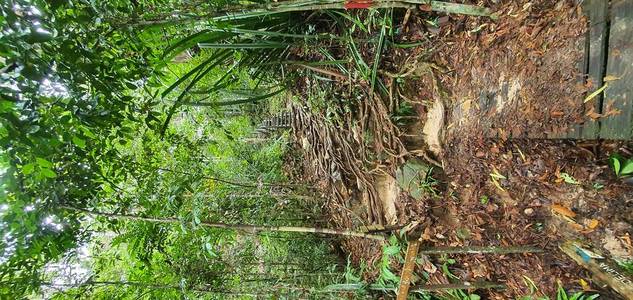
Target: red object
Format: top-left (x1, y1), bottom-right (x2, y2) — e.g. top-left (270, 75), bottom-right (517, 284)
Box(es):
top-left (344, 0), bottom-right (372, 9)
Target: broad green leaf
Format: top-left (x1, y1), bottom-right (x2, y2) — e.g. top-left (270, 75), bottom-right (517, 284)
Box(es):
top-left (383, 245), bottom-right (400, 256)
top-left (22, 163), bottom-right (35, 175)
top-left (81, 127), bottom-right (97, 139)
top-left (72, 136), bottom-right (86, 148)
top-left (609, 156), bottom-right (621, 176)
top-left (621, 159), bottom-right (633, 175)
top-left (40, 168), bottom-right (57, 178)
top-left (36, 157), bottom-right (53, 168)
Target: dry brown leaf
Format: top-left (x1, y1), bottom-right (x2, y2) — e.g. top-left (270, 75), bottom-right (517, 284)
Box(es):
top-left (603, 75), bottom-right (622, 82)
top-left (551, 204), bottom-right (576, 218)
top-left (587, 219), bottom-right (599, 229)
top-left (585, 106), bottom-right (602, 120)
top-left (550, 111), bottom-right (564, 117)
top-left (602, 101), bottom-right (622, 118)
top-left (571, 223), bottom-right (584, 231)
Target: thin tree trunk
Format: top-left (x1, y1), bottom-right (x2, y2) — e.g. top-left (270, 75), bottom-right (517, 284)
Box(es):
top-left (61, 206), bottom-right (384, 240)
top-left (126, 159), bottom-right (307, 189)
top-left (418, 245), bottom-right (542, 255)
top-left (110, 0), bottom-right (491, 28)
top-left (39, 281), bottom-right (275, 297)
top-left (227, 193), bottom-right (316, 201)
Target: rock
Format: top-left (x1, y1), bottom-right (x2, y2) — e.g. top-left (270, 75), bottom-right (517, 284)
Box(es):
top-left (524, 208), bottom-right (534, 216)
top-left (395, 159), bottom-right (432, 200)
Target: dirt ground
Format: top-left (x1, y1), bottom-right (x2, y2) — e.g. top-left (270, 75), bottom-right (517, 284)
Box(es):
top-left (286, 0), bottom-right (633, 298)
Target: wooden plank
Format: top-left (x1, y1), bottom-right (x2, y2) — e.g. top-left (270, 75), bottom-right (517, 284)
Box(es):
top-left (549, 2), bottom-right (590, 139)
top-left (579, 0), bottom-right (609, 139)
top-left (599, 0), bottom-right (633, 140)
top-left (560, 240), bottom-right (633, 299)
top-left (396, 240), bottom-right (420, 300)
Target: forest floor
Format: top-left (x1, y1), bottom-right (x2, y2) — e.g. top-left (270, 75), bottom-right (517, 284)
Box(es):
top-left (285, 0), bottom-right (633, 298)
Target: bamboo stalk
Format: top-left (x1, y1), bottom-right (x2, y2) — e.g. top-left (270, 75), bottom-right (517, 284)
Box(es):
top-left (326, 282), bottom-right (505, 293)
top-left (419, 245), bottom-right (542, 255)
top-left (61, 206), bottom-right (385, 240)
top-left (409, 281), bottom-right (506, 292)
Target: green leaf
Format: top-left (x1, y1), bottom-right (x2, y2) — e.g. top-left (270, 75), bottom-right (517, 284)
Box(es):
top-left (380, 267), bottom-right (399, 283)
top-left (388, 234), bottom-right (398, 245)
top-left (560, 173), bottom-right (580, 185)
top-left (370, 14), bottom-right (387, 94)
top-left (621, 159), bottom-right (633, 176)
top-left (198, 42), bottom-right (291, 49)
top-left (81, 127), bottom-right (97, 139)
top-left (41, 168), bottom-right (57, 178)
top-left (383, 245), bottom-right (400, 256)
top-left (22, 163), bottom-right (35, 175)
top-left (609, 155), bottom-right (622, 176)
top-left (36, 157), bottom-right (53, 168)
top-left (204, 242), bottom-right (217, 257)
top-left (584, 83), bottom-right (608, 103)
top-left (161, 51), bottom-right (229, 98)
top-left (72, 136), bottom-right (86, 148)
top-left (613, 159), bottom-right (621, 175)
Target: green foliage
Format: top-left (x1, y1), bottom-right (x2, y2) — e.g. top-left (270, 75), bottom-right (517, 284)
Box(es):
top-left (560, 173), bottom-right (580, 185)
top-left (517, 280), bottom-right (599, 300)
top-left (619, 260), bottom-right (633, 276)
top-left (555, 285), bottom-right (599, 300)
top-left (439, 255), bottom-right (459, 280)
top-left (0, 0), bottom-right (168, 294)
top-left (609, 154), bottom-right (633, 178)
top-left (445, 289), bottom-right (481, 300)
top-left (0, 0), bottom-right (341, 296)
top-left (376, 235), bottom-right (403, 286)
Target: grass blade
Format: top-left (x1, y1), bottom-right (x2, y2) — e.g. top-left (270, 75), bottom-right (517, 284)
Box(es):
top-left (198, 42), bottom-right (292, 49)
top-left (370, 13), bottom-right (387, 94)
top-left (182, 88), bottom-right (286, 107)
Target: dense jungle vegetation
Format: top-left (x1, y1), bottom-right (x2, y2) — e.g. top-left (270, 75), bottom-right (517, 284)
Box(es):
top-left (2, 0), bottom-right (630, 299)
